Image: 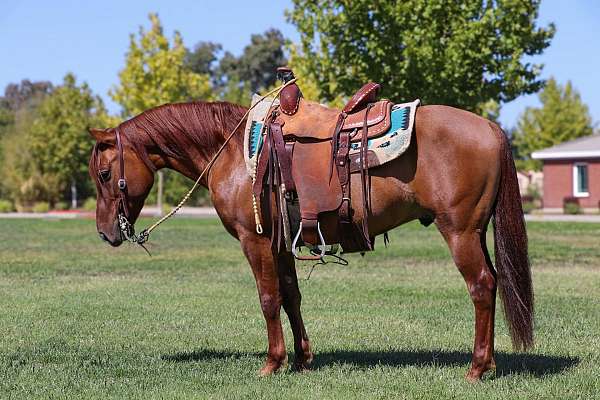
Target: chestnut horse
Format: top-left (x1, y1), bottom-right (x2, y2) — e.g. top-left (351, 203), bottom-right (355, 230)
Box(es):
top-left (88, 100), bottom-right (532, 381)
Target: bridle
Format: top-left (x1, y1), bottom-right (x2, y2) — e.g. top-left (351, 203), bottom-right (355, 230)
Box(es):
top-left (113, 128), bottom-right (147, 244)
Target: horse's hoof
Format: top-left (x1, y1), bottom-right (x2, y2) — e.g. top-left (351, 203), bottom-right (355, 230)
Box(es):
top-left (301, 351), bottom-right (314, 366)
top-left (465, 361), bottom-right (496, 383)
top-left (465, 370), bottom-right (482, 383)
top-left (292, 354), bottom-right (313, 372)
top-left (259, 355), bottom-right (288, 376)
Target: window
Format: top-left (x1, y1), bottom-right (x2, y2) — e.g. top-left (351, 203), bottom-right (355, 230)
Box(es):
top-left (573, 163), bottom-right (589, 197)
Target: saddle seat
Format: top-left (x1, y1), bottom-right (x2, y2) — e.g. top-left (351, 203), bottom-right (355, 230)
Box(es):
top-left (279, 97), bottom-right (393, 143)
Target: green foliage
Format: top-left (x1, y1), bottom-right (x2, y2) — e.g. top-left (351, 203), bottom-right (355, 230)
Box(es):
top-left (564, 202), bottom-right (582, 215)
top-left (28, 73), bottom-right (109, 204)
top-left (0, 76), bottom-right (104, 207)
top-left (185, 41), bottom-right (223, 77)
top-left (563, 197), bottom-right (582, 215)
top-left (0, 80), bottom-right (52, 113)
top-left (0, 199), bottom-right (14, 212)
top-left (215, 29), bottom-right (288, 95)
top-left (145, 169), bottom-right (211, 207)
top-left (287, 0), bottom-right (555, 113)
top-left (521, 201), bottom-right (536, 214)
top-left (512, 78), bottom-right (594, 171)
top-left (287, 44), bottom-right (345, 108)
top-left (110, 13), bottom-right (212, 118)
top-left (0, 80), bottom-right (53, 199)
top-left (0, 103), bottom-right (59, 206)
top-left (526, 183), bottom-right (542, 201)
top-left (82, 197), bottom-right (96, 212)
top-left (32, 201), bottom-right (50, 213)
top-left (185, 29), bottom-right (287, 104)
top-left (54, 201), bottom-right (69, 211)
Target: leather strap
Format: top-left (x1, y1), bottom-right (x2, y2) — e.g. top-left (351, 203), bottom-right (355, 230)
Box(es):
top-left (336, 131), bottom-right (351, 224)
top-left (115, 128), bottom-right (130, 219)
top-left (301, 213), bottom-right (319, 246)
top-left (270, 122), bottom-right (295, 191)
top-left (359, 104), bottom-right (374, 250)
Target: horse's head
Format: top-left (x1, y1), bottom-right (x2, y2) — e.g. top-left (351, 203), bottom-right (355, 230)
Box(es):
top-left (88, 127), bottom-right (154, 246)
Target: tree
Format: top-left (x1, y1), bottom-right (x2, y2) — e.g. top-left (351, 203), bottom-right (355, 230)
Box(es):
top-left (110, 13), bottom-right (214, 208)
top-left (0, 80), bottom-right (53, 201)
top-left (185, 41), bottom-right (223, 79)
top-left (512, 78), bottom-right (594, 171)
top-left (110, 13), bottom-right (212, 117)
top-left (0, 80), bottom-right (53, 140)
top-left (216, 29), bottom-right (288, 94)
top-left (287, 0), bottom-right (555, 113)
top-left (2, 80), bottom-right (53, 112)
top-left (26, 73), bottom-right (110, 205)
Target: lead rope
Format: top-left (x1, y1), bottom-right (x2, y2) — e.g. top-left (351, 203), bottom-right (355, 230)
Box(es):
top-left (130, 78), bottom-right (299, 246)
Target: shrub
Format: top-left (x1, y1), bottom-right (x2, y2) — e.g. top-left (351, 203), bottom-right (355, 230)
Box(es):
top-left (83, 198), bottom-right (96, 212)
top-left (162, 203), bottom-right (173, 216)
top-left (54, 201), bottom-right (69, 211)
top-left (32, 202), bottom-right (50, 213)
top-left (522, 201), bottom-right (536, 214)
top-left (0, 199), bottom-right (14, 213)
top-left (563, 197), bottom-right (582, 215)
top-left (521, 195), bottom-right (534, 204)
top-left (526, 184), bottom-right (542, 201)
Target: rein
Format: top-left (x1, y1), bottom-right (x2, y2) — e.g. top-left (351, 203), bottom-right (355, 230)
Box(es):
top-left (114, 79), bottom-right (298, 249)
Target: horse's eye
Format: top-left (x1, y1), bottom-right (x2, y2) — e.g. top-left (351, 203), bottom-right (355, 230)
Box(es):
top-left (98, 169), bottom-right (111, 183)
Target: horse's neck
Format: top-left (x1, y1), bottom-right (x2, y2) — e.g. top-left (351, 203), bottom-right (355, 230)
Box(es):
top-left (152, 127), bottom-right (243, 188)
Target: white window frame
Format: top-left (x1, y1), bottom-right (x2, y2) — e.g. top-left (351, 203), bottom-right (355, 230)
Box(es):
top-left (573, 162), bottom-right (589, 197)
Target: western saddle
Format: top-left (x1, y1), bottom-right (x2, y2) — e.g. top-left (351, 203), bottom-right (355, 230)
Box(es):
top-left (254, 67), bottom-right (393, 260)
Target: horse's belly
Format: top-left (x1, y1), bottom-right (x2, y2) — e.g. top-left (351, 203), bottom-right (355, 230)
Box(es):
top-left (346, 169), bottom-right (425, 237)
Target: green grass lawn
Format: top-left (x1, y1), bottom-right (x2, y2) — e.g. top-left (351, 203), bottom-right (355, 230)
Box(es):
top-left (0, 217), bottom-right (599, 399)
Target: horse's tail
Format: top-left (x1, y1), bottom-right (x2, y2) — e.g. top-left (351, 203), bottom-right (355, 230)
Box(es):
top-left (491, 123), bottom-right (534, 351)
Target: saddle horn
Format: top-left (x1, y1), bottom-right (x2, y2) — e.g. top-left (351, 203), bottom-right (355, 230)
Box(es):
top-left (276, 67), bottom-right (302, 116)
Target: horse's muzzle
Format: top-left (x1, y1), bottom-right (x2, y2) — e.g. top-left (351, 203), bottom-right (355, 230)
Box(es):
top-left (98, 231), bottom-right (123, 247)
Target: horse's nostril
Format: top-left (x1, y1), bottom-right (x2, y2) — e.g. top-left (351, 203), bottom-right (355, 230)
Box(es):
top-left (99, 232), bottom-right (108, 242)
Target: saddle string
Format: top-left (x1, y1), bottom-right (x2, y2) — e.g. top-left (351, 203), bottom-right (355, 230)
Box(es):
top-left (360, 103), bottom-right (374, 250)
top-left (130, 78), bottom-right (299, 246)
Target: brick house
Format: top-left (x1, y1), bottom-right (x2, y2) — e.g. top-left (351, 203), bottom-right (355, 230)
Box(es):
top-left (532, 135), bottom-right (600, 212)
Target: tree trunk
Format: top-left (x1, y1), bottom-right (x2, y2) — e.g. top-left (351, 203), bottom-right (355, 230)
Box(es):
top-left (71, 180), bottom-right (77, 209)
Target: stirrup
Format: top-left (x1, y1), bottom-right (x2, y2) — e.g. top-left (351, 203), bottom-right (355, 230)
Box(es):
top-left (291, 221), bottom-right (327, 261)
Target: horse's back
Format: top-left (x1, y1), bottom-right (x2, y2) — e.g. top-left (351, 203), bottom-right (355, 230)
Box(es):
top-left (363, 104), bottom-right (503, 234)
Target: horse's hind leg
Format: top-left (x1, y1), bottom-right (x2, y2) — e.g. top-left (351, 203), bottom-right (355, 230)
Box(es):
top-left (439, 227), bottom-right (497, 381)
top-left (277, 252), bottom-right (313, 371)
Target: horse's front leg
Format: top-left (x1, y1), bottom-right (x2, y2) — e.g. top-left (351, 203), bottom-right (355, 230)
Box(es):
top-left (277, 252), bottom-right (313, 371)
top-left (240, 233), bottom-right (287, 375)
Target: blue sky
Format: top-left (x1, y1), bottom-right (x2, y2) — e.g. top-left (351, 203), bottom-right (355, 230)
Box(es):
top-left (1, 0), bottom-right (598, 128)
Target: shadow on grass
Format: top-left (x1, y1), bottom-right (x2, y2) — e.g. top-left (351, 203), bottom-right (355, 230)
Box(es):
top-left (162, 348), bottom-right (578, 378)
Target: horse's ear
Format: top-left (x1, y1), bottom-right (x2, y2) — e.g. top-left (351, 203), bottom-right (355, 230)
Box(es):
top-left (89, 128), bottom-right (115, 145)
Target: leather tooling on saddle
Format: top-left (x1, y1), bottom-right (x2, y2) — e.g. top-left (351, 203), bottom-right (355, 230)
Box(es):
top-left (243, 67), bottom-right (419, 261)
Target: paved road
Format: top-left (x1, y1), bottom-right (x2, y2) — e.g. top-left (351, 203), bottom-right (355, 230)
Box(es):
top-left (0, 207), bottom-right (218, 219)
top-left (2, 208), bottom-right (600, 223)
top-left (524, 214), bottom-right (600, 223)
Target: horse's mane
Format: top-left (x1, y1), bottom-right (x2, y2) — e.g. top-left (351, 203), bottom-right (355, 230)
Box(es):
top-left (115, 101), bottom-right (247, 172)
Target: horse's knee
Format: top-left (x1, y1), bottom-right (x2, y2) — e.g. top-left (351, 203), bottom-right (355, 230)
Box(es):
top-left (467, 271), bottom-right (496, 307)
top-left (260, 293), bottom-right (281, 320)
